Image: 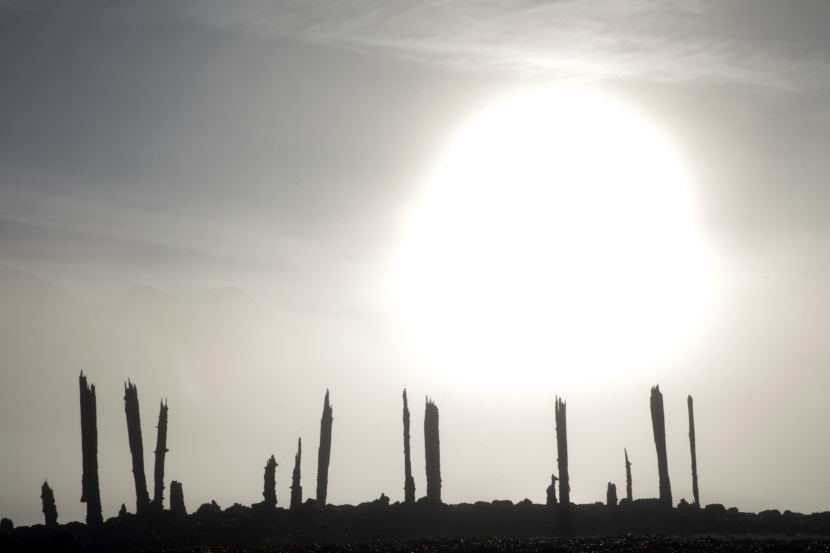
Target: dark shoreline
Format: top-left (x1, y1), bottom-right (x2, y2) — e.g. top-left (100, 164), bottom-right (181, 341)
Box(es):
top-left (3, 499), bottom-right (830, 552)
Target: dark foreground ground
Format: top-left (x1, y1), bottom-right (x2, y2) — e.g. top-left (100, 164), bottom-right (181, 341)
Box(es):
top-left (4, 500), bottom-right (830, 552)
top-left (76, 536), bottom-right (830, 553)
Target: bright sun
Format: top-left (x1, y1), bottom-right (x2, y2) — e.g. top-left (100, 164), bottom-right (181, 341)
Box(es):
top-left (391, 87), bottom-right (714, 392)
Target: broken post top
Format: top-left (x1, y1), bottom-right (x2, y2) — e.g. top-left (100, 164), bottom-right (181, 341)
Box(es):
top-left (424, 397), bottom-right (440, 422)
top-left (424, 397), bottom-right (439, 420)
top-left (322, 389), bottom-right (333, 418)
top-left (403, 389), bottom-right (411, 423)
top-left (124, 380), bottom-right (142, 410)
top-left (650, 385), bottom-right (666, 423)
top-left (79, 372), bottom-right (95, 396)
top-left (650, 386), bottom-right (667, 433)
top-left (156, 401), bottom-right (169, 435)
top-left (41, 480), bottom-right (55, 499)
top-left (651, 385), bottom-right (662, 401)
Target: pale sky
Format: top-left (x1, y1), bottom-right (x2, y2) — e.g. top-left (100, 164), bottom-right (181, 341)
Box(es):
top-left (2, 0), bottom-right (830, 525)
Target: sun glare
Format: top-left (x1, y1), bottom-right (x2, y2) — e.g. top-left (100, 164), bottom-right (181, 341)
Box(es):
top-left (391, 87), bottom-right (714, 392)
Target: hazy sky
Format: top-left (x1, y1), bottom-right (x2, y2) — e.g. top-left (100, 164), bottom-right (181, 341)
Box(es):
top-left (2, 1), bottom-right (830, 525)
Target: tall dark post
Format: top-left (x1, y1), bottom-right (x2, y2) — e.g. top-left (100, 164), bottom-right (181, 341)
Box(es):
top-left (555, 397), bottom-right (569, 506)
top-left (424, 397), bottom-right (441, 503)
top-left (169, 481), bottom-right (186, 516)
top-left (41, 480), bottom-right (58, 526)
top-left (688, 395), bottom-right (700, 507)
top-left (263, 455), bottom-right (278, 507)
top-left (402, 389), bottom-right (415, 504)
top-left (79, 372), bottom-right (102, 526)
top-left (124, 380), bottom-right (150, 515)
top-left (555, 397), bottom-right (570, 535)
top-left (152, 400), bottom-right (168, 509)
top-left (650, 385), bottom-right (672, 508)
top-left (316, 390), bottom-right (333, 505)
top-left (290, 438), bottom-right (303, 510)
top-left (624, 448), bottom-right (633, 502)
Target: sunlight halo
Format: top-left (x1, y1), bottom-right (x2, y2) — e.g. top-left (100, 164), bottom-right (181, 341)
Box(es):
top-left (390, 87), bottom-right (715, 392)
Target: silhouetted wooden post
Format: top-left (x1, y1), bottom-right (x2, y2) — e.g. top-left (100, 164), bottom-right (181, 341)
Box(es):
top-left (606, 482), bottom-right (617, 507)
top-left (169, 480), bottom-right (186, 516)
top-left (402, 389), bottom-right (415, 504)
top-left (555, 397), bottom-right (569, 505)
top-left (650, 385), bottom-right (672, 508)
top-left (424, 397), bottom-right (441, 503)
top-left (124, 380), bottom-right (150, 515)
top-left (546, 474), bottom-right (558, 506)
top-left (79, 372), bottom-right (103, 526)
top-left (290, 438), bottom-right (303, 510)
top-left (624, 448), bottom-right (633, 502)
top-left (263, 455), bottom-right (278, 507)
top-left (555, 396), bottom-right (570, 534)
top-left (688, 395), bottom-right (700, 507)
top-left (152, 400), bottom-right (168, 509)
top-left (41, 480), bottom-right (58, 526)
top-left (316, 390), bottom-right (333, 505)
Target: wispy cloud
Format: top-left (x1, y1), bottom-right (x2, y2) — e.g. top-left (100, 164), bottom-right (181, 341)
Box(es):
top-left (6, 1), bottom-right (828, 86)
top-left (175, 0), bottom-right (830, 88)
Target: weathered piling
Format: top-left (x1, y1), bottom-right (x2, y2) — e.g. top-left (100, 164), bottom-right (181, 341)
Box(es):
top-left (291, 438), bottom-right (303, 510)
top-left (41, 480), bottom-right (58, 526)
top-left (555, 397), bottom-right (569, 507)
top-left (263, 455), bottom-right (278, 507)
top-left (606, 482), bottom-right (617, 507)
top-left (79, 372), bottom-right (103, 526)
top-left (316, 390), bottom-right (333, 506)
top-left (555, 396), bottom-right (570, 534)
top-left (624, 448), bottom-right (633, 502)
top-left (650, 385), bottom-right (672, 508)
top-left (169, 480), bottom-right (186, 516)
top-left (688, 395), bottom-right (700, 507)
top-left (403, 389), bottom-right (416, 504)
top-left (546, 474), bottom-right (558, 506)
top-left (152, 400), bottom-right (168, 509)
top-left (424, 397), bottom-right (441, 503)
top-left (124, 380), bottom-right (150, 515)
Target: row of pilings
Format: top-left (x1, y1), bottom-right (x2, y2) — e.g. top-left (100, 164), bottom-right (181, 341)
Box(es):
top-left (76, 372), bottom-right (178, 526)
top-left (60, 373), bottom-right (700, 529)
